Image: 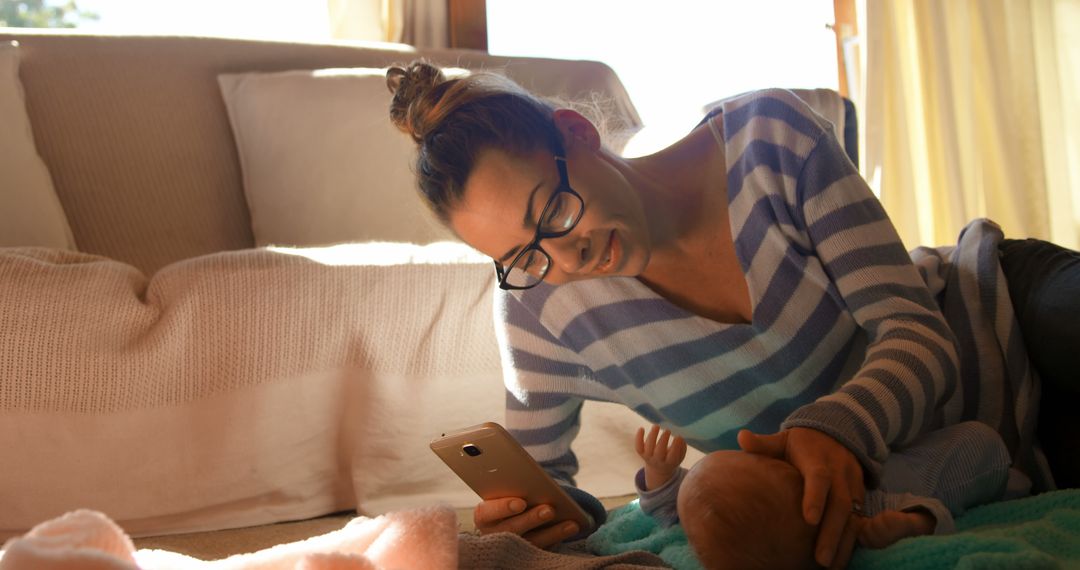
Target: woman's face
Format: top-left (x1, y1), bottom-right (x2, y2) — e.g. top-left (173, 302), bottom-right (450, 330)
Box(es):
top-left (449, 144), bottom-right (651, 286)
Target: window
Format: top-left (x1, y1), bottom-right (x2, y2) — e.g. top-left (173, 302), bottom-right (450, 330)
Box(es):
top-left (488, 0), bottom-right (838, 154)
top-left (74, 0), bottom-right (332, 42)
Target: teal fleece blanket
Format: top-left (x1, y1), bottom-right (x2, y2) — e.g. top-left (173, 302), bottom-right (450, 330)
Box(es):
top-left (586, 490), bottom-right (1080, 570)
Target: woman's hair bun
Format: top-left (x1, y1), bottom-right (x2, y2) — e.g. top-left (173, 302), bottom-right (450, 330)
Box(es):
top-left (387, 60), bottom-right (448, 143)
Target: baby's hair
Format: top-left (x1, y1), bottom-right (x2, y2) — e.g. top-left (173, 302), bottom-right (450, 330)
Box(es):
top-left (680, 484), bottom-right (779, 568)
top-left (385, 59), bottom-right (561, 223)
top-left (677, 452), bottom-right (817, 570)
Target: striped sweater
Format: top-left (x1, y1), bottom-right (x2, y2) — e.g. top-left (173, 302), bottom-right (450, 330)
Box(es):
top-left (495, 89), bottom-right (1049, 499)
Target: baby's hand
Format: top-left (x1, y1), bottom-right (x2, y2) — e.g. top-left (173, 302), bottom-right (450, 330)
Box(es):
top-left (857, 509), bottom-right (935, 549)
top-left (635, 425), bottom-right (687, 490)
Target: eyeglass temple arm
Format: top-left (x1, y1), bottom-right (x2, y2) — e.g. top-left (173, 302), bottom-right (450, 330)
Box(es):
top-left (554, 155), bottom-right (569, 182)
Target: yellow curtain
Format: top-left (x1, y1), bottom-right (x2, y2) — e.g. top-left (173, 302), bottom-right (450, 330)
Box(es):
top-left (327, 0), bottom-right (447, 48)
top-left (861, 0), bottom-right (1080, 250)
top-left (327, 0), bottom-right (402, 42)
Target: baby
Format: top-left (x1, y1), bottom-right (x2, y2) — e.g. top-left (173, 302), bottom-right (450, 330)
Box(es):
top-left (634, 421), bottom-right (1017, 569)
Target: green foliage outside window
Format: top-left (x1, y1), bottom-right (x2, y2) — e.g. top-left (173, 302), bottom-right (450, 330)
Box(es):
top-left (1, 0), bottom-right (98, 28)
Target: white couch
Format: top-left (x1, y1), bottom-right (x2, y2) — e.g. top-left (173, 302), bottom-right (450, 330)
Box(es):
top-left (0, 31), bottom-right (651, 540)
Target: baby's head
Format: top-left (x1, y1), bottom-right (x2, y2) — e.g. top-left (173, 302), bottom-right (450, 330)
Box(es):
top-left (677, 450), bottom-right (817, 570)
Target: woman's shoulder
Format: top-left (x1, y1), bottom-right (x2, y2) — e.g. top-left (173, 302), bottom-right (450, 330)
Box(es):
top-left (719, 88), bottom-right (814, 113)
top-left (718, 88), bottom-right (834, 141)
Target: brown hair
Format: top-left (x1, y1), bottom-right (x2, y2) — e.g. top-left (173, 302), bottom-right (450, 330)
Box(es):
top-left (386, 60), bottom-right (561, 223)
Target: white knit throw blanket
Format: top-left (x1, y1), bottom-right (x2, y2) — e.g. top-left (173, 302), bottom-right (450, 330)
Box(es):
top-left (0, 245), bottom-right (499, 413)
top-left (0, 245), bottom-right (504, 538)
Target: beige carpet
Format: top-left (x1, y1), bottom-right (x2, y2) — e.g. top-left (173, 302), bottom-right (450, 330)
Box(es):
top-left (131, 495), bottom-right (636, 561)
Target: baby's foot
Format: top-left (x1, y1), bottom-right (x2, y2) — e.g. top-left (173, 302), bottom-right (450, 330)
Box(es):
top-left (857, 509), bottom-right (935, 549)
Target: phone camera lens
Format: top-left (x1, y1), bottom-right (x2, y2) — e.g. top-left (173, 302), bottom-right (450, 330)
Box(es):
top-left (462, 444), bottom-right (482, 457)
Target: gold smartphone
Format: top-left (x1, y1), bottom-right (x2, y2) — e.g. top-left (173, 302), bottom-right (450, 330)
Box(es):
top-left (430, 421), bottom-right (594, 534)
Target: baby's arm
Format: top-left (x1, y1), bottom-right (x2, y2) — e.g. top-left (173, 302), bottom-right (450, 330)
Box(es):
top-left (635, 425), bottom-right (688, 490)
top-left (858, 507), bottom-right (936, 549)
top-left (633, 425), bottom-right (688, 526)
top-left (858, 491), bottom-right (950, 549)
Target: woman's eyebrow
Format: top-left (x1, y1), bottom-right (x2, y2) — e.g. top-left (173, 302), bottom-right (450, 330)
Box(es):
top-left (521, 180), bottom-right (546, 229)
top-left (497, 180), bottom-right (546, 263)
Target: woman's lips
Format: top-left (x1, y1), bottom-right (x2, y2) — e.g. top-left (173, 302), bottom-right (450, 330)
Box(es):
top-left (595, 230), bottom-right (619, 273)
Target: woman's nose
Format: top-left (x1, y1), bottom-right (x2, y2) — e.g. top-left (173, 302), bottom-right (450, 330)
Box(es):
top-left (545, 232), bottom-right (590, 274)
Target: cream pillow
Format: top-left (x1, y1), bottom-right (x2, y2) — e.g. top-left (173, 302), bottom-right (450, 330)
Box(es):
top-left (219, 68), bottom-right (454, 247)
top-left (0, 41), bottom-right (75, 249)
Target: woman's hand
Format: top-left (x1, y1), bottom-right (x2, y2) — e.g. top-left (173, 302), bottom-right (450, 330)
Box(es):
top-left (473, 497), bottom-right (580, 549)
top-left (635, 425), bottom-right (688, 490)
top-left (738, 427), bottom-right (866, 569)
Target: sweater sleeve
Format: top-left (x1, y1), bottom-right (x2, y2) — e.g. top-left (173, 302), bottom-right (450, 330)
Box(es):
top-left (780, 113), bottom-right (961, 482)
top-left (496, 289), bottom-right (613, 534)
top-left (634, 467), bottom-right (687, 527)
top-left (496, 290), bottom-right (590, 487)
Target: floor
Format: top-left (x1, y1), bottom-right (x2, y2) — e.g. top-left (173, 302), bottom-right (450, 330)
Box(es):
top-left (131, 494), bottom-right (637, 560)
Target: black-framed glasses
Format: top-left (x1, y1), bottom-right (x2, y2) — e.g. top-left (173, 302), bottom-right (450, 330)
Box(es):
top-left (494, 155), bottom-right (584, 290)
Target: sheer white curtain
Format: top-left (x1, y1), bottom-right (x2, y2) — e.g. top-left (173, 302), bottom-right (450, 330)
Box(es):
top-left (327, 0), bottom-right (448, 48)
top-left (860, 0), bottom-right (1080, 250)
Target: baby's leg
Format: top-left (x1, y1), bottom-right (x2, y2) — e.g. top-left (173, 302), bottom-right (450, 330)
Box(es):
top-left (880, 421), bottom-right (1011, 514)
top-left (857, 508), bottom-right (935, 549)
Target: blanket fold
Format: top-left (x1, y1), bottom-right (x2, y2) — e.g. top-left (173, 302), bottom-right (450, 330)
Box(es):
top-left (0, 507), bottom-right (459, 570)
top-left (0, 508), bottom-right (672, 570)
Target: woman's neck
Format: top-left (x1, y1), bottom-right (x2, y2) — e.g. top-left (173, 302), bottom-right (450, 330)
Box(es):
top-left (603, 118), bottom-right (751, 324)
top-left (614, 123), bottom-right (728, 263)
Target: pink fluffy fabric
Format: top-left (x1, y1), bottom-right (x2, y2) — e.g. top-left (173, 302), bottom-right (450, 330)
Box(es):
top-left (0, 507), bottom-right (458, 570)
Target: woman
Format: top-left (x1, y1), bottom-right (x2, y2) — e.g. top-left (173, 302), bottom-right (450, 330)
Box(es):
top-left (386, 60), bottom-right (1079, 568)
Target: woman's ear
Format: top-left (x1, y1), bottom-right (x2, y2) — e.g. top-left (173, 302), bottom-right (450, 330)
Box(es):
top-left (553, 109), bottom-right (601, 153)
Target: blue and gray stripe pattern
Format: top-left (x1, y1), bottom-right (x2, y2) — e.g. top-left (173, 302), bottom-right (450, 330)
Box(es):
top-left (495, 89), bottom-right (1048, 493)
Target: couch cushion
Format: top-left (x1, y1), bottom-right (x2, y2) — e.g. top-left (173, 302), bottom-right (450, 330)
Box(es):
top-left (218, 67), bottom-right (455, 247)
top-left (0, 41), bottom-right (74, 250)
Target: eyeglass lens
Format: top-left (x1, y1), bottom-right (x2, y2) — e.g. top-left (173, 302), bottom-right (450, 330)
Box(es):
top-left (538, 191), bottom-right (579, 233)
top-left (503, 250), bottom-right (551, 289)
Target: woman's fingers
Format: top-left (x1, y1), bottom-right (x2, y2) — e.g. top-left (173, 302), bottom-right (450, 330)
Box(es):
top-left (473, 497), bottom-right (544, 534)
top-left (813, 477), bottom-right (853, 567)
top-left (483, 504), bottom-right (556, 535)
top-left (737, 429), bottom-right (788, 458)
top-left (522, 519), bottom-right (581, 549)
top-left (812, 462), bottom-right (868, 565)
top-left (474, 497), bottom-right (525, 528)
top-left (828, 514), bottom-right (864, 570)
top-left (634, 427), bottom-right (645, 456)
top-left (847, 459), bottom-right (866, 506)
top-left (473, 499), bottom-right (580, 549)
top-left (800, 464), bottom-right (832, 525)
top-left (786, 428), bottom-right (864, 567)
